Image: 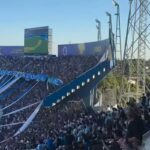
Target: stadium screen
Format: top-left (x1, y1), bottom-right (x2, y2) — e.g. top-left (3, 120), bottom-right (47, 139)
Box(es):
top-left (24, 26), bottom-right (49, 54)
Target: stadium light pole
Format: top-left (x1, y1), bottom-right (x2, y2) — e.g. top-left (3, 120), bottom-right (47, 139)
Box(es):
top-left (106, 12), bottom-right (112, 38)
top-left (112, 0), bottom-right (122, 62)
top-left (112, 0), bottom-right (118, 7)
top-left (95, 19), bottom-right (101, 41)
top-left (106, 11), bottom-right (116, 67)
top-left (106, 12), bottom-right (114, 49)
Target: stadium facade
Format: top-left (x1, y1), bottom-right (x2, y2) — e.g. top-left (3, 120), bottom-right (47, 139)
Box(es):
top-left (0, 46), bottom-right (24, 56)
top-left (58, 39), bottom-right (110, 56)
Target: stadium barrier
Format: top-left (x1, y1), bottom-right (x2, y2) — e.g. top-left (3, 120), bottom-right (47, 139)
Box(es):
top-left (43, 60), bottom-right (114, 107)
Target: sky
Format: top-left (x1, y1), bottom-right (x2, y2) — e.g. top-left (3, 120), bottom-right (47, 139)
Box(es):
top-left (0, 0), bottom-right (129, 54)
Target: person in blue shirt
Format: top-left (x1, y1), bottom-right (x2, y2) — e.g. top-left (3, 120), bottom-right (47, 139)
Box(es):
top-left (36, 139), bottom-right (47, 150)
top-left (45, 137), bottom-right (55, 150)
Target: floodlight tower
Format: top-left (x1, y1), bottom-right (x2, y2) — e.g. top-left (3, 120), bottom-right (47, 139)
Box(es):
top-left (95, 19), bottom-right (101, 41)
top-left (113, 0), bottom-right (122, 62)
top-left (106, 11), bottom-right (116, 59)
top-left (106, 12), bottom-right (114, 45)
top-left (121, 0), bottom-right (150, 102)
top-left (106, 12), bottom-right (112, 35)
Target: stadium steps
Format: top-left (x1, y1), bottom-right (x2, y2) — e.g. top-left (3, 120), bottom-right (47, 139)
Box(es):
top-left (43, 60), bottom-right (114, 107)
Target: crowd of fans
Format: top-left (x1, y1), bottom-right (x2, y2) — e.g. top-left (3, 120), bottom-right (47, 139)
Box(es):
top-left (0, 56), bottom-right (100, 84)
top-left (0, 55), bottom-right (150, 150)
top-left (0, 55), bottom-right (101, 149)
top-left (1, 95), bottom-right (150, 150)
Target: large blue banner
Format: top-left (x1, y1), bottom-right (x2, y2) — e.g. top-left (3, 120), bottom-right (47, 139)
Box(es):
top-left (0, 70), bottom-right (63, 86)
top-left (58, 39), bottom-right (110, 56)
top-left (0, 46), bottom-right (24, 56)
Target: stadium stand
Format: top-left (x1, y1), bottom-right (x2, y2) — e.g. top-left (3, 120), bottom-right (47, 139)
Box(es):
top-left (0, 55), bottom-right (109, 149)
top-left (0, 52), bottom-right (149, 149)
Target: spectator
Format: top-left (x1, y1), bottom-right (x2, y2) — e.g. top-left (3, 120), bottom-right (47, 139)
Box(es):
top-left (0, 56), bottom-right (150, 150)
top-left (142, 93), bottom-right (147, 108)
top-left (126, 107), bottom-right (144, 149)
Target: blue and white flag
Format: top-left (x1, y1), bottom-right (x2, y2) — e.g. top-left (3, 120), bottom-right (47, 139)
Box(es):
top-left (14, 101), bottom-right (42, 136)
